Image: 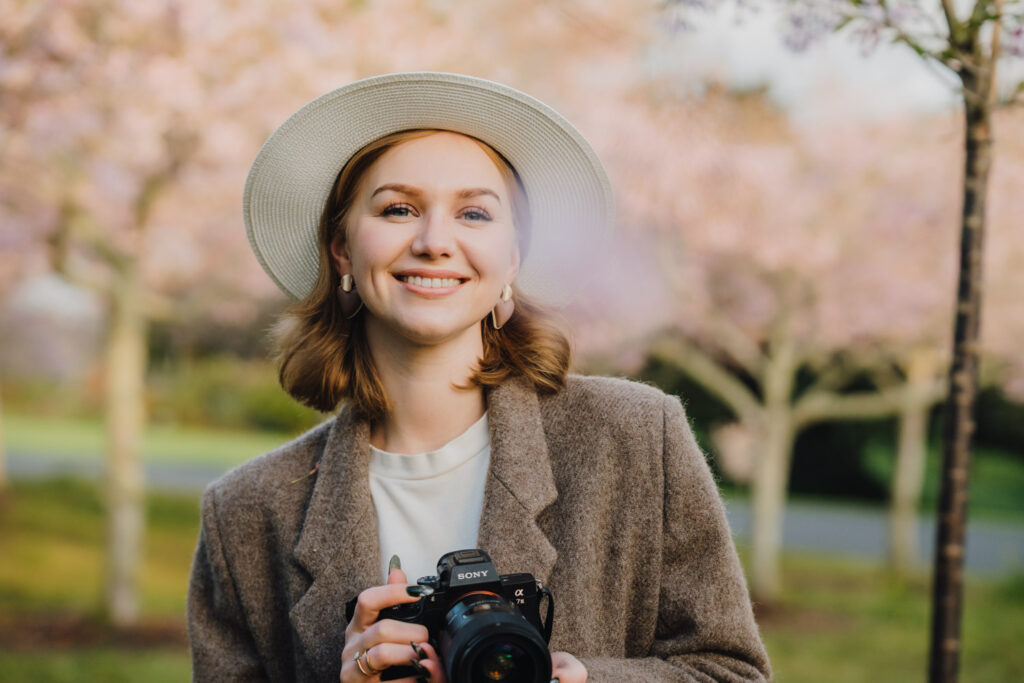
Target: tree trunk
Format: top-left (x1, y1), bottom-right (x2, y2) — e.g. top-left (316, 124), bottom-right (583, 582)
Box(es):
top-left (0, 387), bottom-right (7, 491)
top-left (929, 42), bottom-right (993, 682)
top-left (750, 411), bottom-right (794, 601)
top-left (750, 342), bottom-right (797, 602)
top-left (888, 351), bottom-right (937, 575)
top-left (104, 263), bottom-right (146, 627)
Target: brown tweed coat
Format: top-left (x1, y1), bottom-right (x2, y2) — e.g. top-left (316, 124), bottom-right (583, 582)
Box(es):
top-left (187, 374), bottom-right (771, 681)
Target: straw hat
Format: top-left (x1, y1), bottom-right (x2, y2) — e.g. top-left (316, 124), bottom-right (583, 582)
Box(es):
top-left (243, 71), bottom-right (613, 301)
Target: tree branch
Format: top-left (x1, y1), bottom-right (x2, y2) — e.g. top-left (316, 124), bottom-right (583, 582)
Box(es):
top-left (649, 335), bottom-right (763, 423)
top-left (792, 377), bottom-right (946, 429)
top-left (941, 0), bottom-right (964, 42)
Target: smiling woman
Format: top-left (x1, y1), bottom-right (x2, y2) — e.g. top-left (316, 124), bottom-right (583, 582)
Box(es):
top-left (274, 128), bottom-right (566, 424)
top-left (188, 72), bottom-right (770, 683)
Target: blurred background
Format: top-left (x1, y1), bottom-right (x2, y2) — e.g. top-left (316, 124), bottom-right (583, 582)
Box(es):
top-left (1, 0), bottom-right (1022, 681)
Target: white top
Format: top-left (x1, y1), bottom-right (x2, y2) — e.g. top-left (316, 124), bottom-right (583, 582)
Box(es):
top-left (368, 413), bottom-right (490, 582)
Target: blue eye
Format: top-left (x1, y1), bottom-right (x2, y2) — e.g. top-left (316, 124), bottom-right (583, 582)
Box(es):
top-left (381, 203), bottom-right (413, 217)
top-left (462, 208), bottom-right (491, 222)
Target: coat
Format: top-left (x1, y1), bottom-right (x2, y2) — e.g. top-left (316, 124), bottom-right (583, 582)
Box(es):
top-left (187, 374), bottom-right (771, 681)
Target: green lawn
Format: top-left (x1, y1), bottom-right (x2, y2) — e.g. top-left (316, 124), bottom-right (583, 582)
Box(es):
top-left (0, 478), bottom-right (1022, 682)
top-left (863, 439), bottom-right (1024, 521)
top-left (2, 412), bottom-right (312, 468)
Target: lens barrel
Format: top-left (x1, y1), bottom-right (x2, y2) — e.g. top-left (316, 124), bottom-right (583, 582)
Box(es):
top-left (440, 593), bottom-right (552, 683)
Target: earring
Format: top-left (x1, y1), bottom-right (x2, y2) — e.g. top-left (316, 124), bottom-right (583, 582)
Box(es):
top-left (338, 274), bottom-right (364, 319)
top-left (490, 284), bottom-right (514, 330)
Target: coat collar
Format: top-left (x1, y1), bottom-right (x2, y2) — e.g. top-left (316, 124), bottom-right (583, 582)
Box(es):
top-left (288, 377), bottom-right (559, 680)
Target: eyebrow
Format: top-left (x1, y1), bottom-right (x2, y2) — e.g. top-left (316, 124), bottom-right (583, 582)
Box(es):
top-left (370, 183), bottom-right (502, 204)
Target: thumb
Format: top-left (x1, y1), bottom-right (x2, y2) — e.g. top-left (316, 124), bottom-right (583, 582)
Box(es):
top-left (387, 554), bottom-right (408, 585)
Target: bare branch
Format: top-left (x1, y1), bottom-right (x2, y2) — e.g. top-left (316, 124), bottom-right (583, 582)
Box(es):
top-left (941, 0), bottom-right (964, 41)
top-left (649, 335), bottom-right (763, 423)
top-left (792, 377), bottom-right (946, 429)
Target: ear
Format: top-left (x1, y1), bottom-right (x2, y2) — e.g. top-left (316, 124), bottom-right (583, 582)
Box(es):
top-left (329, 231), bottom-right (351, 276)
top-left (506, 241), bottom-right (521, 286)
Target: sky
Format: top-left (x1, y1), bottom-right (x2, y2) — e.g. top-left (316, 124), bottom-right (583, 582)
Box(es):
top-left (646, 1), bottom-right (1024, 126)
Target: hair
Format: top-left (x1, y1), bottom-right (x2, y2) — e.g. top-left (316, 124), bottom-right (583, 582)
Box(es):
top-left (272, 128), bottom-right (571, 421)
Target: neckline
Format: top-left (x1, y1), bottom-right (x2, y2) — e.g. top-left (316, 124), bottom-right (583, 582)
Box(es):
top-left (368, 412), bottom-right (489, 480)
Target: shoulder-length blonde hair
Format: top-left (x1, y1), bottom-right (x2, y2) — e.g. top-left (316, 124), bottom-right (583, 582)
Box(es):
top-left (272, 129), bottom-right (571, 421)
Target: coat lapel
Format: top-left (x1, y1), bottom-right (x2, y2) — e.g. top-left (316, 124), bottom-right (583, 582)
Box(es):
top-left (290, 406), bottom-right (380, 680)
top-left (477, 378), bottom-right (559, 587)
top-left (287, 378), bottom-right (560, 680)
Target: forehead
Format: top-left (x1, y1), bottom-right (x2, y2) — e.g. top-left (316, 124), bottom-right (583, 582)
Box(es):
top-left (363, 132), bottom-right (507, 194)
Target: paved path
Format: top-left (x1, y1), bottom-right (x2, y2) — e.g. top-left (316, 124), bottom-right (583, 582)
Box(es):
top-left (7, 452), bottom-right (1024, 575)
top-left (724, 499), bottom-right (1024, 576)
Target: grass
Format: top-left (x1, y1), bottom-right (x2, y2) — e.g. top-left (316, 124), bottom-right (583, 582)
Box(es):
top-left (2, 412), bottom-right (313, 468)
top-left (863, 439), bottom-right (1024, 521)
top-left (0, 650), bottom-right (191, 682)
top-left (1, 478), bottom-right (1022, 682)
top-left (753, 552), bottom-right (1024, 682)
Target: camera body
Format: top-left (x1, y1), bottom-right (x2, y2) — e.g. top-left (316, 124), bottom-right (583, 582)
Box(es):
top-left (373, 549), bottom-right (553, 682)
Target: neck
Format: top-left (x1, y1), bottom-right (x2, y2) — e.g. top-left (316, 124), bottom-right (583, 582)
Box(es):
top-left (365, 321), bottom-right (487, 455)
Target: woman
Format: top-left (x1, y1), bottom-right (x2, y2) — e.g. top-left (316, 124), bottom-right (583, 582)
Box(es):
top-left (188, 72), bottom-right (770, 683)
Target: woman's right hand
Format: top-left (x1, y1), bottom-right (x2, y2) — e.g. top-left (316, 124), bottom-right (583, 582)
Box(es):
top-left (340, 564), bottom-right (447, 682)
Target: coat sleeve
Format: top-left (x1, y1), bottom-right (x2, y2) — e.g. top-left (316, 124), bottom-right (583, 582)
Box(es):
top-left (187, 486), bottom-right (269, 682)
top-left (579, 395), bottom-right (771, 682)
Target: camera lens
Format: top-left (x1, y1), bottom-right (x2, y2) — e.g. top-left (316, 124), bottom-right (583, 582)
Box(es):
top-left (474, 641), bottom-right (528, 681)
top-left (440, 593), bottom-right (551, 683)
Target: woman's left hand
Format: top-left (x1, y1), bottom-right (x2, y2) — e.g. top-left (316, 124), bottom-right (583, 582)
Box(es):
top-left (550, 651), bottom-right (587, 682)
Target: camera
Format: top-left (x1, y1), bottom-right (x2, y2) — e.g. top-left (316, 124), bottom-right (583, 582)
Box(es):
top-left (350, 548), bottom-right (554, 683)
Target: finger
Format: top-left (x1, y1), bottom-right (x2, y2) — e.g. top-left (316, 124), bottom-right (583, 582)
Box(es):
top-left (362, 642), bottom-right (421, 674)
top-left (359, 619), bottom-right (429, 652)
top-left (387, 554), bottom-right (408, 585)
top-left (415, 641), bottom-right (448, 683)
top-left (348, 584), bottom-right (421, 632)
top-left (549, 651), bottom-right (587, 682)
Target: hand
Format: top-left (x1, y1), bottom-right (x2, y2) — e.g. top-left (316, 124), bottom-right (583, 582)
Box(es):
top-left (550, 651), bottom-right (588, 683)
top-left (340, 562), bottom-right (448, 682)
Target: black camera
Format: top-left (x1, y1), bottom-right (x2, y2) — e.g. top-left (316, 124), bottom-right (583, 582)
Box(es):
top-left (352, 548), bottom-right (554, 683)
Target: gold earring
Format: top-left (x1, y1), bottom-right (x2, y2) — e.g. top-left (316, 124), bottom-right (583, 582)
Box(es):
top-left (490, 284), bottom-right (514, 330)
top-left (337, 274), bottom-right (363, 319)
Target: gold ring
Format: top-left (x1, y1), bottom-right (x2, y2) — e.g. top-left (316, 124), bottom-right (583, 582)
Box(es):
top-left (354, 648), bottom-right (381, 677)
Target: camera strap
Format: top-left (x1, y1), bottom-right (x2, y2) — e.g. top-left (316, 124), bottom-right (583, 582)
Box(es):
top-left (539, 585), bottom-right (554, 643)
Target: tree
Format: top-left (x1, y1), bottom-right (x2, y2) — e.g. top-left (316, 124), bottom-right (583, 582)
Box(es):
top-left (665, 1), bottom-right (1024, 677)
top-left (0, 0), bottom-right (659, 625)
top-left (599, 87), bottom-right (960, 599)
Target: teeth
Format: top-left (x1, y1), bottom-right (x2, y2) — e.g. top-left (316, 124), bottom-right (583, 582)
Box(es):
top-left (402, 276), bottom-right (460, 288)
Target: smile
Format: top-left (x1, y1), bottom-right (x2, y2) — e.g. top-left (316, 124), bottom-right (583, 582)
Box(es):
top-left (396, 275), bottom-right (465, 288)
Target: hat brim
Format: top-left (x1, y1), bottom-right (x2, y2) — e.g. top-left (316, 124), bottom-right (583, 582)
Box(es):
top-left (243, 71), bottom-right (614, 301)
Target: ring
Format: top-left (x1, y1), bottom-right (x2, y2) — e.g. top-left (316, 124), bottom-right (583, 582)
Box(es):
top-left (353, 649), bottom-right (381, 677)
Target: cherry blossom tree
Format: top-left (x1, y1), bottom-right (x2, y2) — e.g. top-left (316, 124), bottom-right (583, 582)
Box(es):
top-left (662, 3), bottom-right (1024, 677)
top-left (0, 0), bottom-right (657, 625)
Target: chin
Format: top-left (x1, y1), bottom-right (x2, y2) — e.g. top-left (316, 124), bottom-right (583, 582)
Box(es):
top-left (392, 316), bottom-right (485, 347)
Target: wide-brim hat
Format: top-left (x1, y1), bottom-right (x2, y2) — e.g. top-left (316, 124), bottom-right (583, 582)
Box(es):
top-left (243, 71), bottom-right (614, 301)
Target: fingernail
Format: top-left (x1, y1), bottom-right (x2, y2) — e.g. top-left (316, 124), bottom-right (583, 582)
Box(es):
top-left (389, 554), bottom-right (402, 572)
top-left (411, 641), bottom-right (427, 659)
top-left (409, 658), bottom-right (430, 675)
top-left (406, 585), bottom-right (434, 597)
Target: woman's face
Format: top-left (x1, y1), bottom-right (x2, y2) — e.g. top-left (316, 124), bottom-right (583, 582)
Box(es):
top-left (331, 131), bottom-right (520, 349)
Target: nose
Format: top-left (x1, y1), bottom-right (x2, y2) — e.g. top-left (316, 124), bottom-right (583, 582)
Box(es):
top-left (410, 209), bottom-right (455, 258)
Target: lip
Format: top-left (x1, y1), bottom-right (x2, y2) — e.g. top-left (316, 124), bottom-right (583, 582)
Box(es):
top-left (392, 269), bottom-right (469, 297)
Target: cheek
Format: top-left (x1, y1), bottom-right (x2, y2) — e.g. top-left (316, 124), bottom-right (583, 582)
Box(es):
top-left (466, 228), bottom-right (518, 277)
top-left (348, 228), bottom-right (399, 276)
